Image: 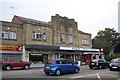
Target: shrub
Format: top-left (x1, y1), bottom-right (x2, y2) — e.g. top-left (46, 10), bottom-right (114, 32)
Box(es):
top-left (105, 53), bottom-right (117, 61)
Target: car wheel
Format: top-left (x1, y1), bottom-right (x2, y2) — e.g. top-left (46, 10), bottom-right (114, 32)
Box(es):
top-left (6, 65), bottom-right (11, 71)
top-left (99, 65), bottom-right (102, 69)
top-left (90, 66), bottom-right (93, 69)
top-left (45, 72), bottom-right (50, 75)
top-left (75, 68), bottom-right (79, 73)
top-left (55, 69), bottom-right (61, 76)
top-left (109, 67), bottom-right (113, 71)
top-left (24, 65), bottom-right (29, 70)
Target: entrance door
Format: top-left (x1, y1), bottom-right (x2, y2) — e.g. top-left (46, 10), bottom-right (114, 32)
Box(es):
top-left (29, 54), bottom-right (42, 63)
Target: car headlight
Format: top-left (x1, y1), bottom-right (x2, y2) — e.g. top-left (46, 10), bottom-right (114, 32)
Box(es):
top-left (109, 63), bottom-right (112, 66)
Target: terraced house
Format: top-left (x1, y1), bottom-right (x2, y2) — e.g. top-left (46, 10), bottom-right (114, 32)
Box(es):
top-left (0, 14), bottom-right (104, 64)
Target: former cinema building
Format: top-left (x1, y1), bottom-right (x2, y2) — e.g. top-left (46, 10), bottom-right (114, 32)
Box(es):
top-left (0, 14), bottom-right (105, 64)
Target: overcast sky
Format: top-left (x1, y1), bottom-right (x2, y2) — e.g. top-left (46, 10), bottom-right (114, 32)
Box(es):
top-left (0, 0), bottom-right (119, 38)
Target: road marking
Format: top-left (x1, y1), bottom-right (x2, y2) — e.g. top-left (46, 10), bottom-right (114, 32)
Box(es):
top-left (96, 73), bottom-right (101, 80)
top-left (71, 73), bottom-right (96, 78)
top-left (71, 76), bottom-right (84, 78)
top-left (100, 73), bottom-right (118, 77)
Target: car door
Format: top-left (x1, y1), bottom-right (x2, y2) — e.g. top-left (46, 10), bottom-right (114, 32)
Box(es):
top-left (9, 57), bottom-right (16, 67)
top-left (64, 60), bottom-right (74, 72)
top-left (60, 60), bottom-right (69, 72)
top-left (14, 57), bottom-right (23, 67)
top-left (99, 59), bottom-right (108, 68)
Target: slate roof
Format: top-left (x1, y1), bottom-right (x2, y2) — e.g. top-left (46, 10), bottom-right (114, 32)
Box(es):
top-left (15, 15), bottom-right (51, 27)
top-left (0, 20), bottom-right (22, 28)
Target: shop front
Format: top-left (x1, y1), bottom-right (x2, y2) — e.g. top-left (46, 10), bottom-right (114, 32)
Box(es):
top-left (58, 47), bottom-right (101, 65)
top-left (81, 52), bottom-right (105, 64)
top-left (24, 45), bottom-right (59, 63)
top-left (0, 45), bottom-right (23, 61)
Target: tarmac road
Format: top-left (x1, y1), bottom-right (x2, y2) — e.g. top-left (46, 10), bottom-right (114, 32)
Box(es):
top-left (2, 65), bottom-right (120, 80)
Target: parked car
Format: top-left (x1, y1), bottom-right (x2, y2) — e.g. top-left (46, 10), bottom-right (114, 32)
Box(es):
top-left (89, 59), bottom-right (109, 69)
top-left (109, 58), bottom-right (120, 71)
top-left (2, 56), bottom-right (31, 71)
top-left (44, 59), bottom-right (80, 76)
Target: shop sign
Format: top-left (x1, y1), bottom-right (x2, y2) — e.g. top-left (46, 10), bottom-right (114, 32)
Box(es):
top-left (72, 48), bottom-right (100, 51)
top-left (60, 47), bottom-right (72, 50)
top-left (60, 46), bottom-right (100, 52)
top-left (0, 45), bottom-right (22, 51)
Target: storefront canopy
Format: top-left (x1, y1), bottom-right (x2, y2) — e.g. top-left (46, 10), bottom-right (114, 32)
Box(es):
top-left (25, 45), bottom-right (60, 50)
top-left (0, 50), bottom-right (23, 54)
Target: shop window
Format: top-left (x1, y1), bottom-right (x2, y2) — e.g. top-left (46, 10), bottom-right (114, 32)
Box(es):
top-left (99, 55), bottom-right (102, 59)
top-left (93, 55), bottom-right (96, 59)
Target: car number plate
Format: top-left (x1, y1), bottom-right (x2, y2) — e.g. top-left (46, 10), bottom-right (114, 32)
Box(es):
top-left (112, 67), bottom-right (117, 69)
top-left (91, 63), bottom-right (95, 65)
top-left (46, 66), bottom-right (50, 68)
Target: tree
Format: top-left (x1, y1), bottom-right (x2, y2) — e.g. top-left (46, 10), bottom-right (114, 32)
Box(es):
top-left (92, 28), bottom-right (120, 55)
top-left (113, 43), bottom-right (120, 56)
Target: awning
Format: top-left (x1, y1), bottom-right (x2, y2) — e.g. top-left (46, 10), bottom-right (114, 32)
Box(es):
top-left (25, 45), bottom-right (60, 50)
top-left (0, 50), bottom-right (23, 54)
top-left (83, 52), bottom-right (104, 54)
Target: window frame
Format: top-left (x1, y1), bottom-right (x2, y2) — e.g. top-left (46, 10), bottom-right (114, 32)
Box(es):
top-left (60, 33), bottom-right (64, 42)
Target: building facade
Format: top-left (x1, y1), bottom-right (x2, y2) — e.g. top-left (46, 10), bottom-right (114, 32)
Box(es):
top-left (0, 21), bottom-right (23, 61)
top-left (0, 14), bottom-right (104, 64)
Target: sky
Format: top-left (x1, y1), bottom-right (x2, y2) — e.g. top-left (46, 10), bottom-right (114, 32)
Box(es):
top-left (0, 0), bottom-right (120, 38)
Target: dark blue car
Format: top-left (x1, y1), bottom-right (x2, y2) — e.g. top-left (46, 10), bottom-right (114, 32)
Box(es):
top-left (109, 58), bottom-right (120, 71)
top-left (44, 59), bottom-right (80, 76)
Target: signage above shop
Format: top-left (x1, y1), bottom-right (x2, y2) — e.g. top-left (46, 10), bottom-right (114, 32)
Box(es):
top-left (0, 45), bottom-right (22, 51)
top-left (60, 47), bottom-right (100, 52)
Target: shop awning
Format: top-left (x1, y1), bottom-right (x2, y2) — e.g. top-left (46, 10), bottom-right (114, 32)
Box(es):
top-left (25, 45), bottom-right (60, 50)
top-left (0, 50), bottom-right (23, 54)
top-left (83, 52), bottom-right (104, 54)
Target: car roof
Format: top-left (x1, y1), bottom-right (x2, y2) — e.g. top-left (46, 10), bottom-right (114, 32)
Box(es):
top-left (50, 59), bottom-right (69, 61)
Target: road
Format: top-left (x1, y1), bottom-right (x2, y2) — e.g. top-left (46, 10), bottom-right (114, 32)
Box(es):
top-left (2, 65), bottom-right (120, 80)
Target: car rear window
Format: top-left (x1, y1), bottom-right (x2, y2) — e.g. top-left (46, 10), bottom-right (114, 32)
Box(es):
top-left (112, 58), bottom-right (119, 63)
top-left (92, 59), bottom-right (98, 62)
top-left (3, 57), bottom-right (9, 62)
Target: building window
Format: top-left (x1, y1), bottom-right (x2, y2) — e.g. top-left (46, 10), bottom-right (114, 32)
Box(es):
top-left (68, 34), bottom-right (73, 43)
top-left (9, 32), bottom-right (16, 39)
top-left (43, 33), bottom-right (46, 40)
top-left (32, 32), bottom-right (46, 40)
top-left (32, 32), bottom-right (36, 39)
top-left (60, 33), bottom-right (64, 42)
top-left (81, 39), bottom-right (89, 45)
top-left (36, 33), bottom-right (42, 39)
top-left (1, 31), bottom-right (16, 39)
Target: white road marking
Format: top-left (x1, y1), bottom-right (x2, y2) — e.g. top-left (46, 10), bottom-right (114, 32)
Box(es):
top-left (96, 73), bottom-right (101, 80)
top-left (71, 71), bottom-right (110, 79)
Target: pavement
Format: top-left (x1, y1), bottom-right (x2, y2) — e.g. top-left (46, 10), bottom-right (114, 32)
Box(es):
top-left (30, 63), bottom-right (86, 68)
top-left (30, 63), bottom-right (44, 68)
